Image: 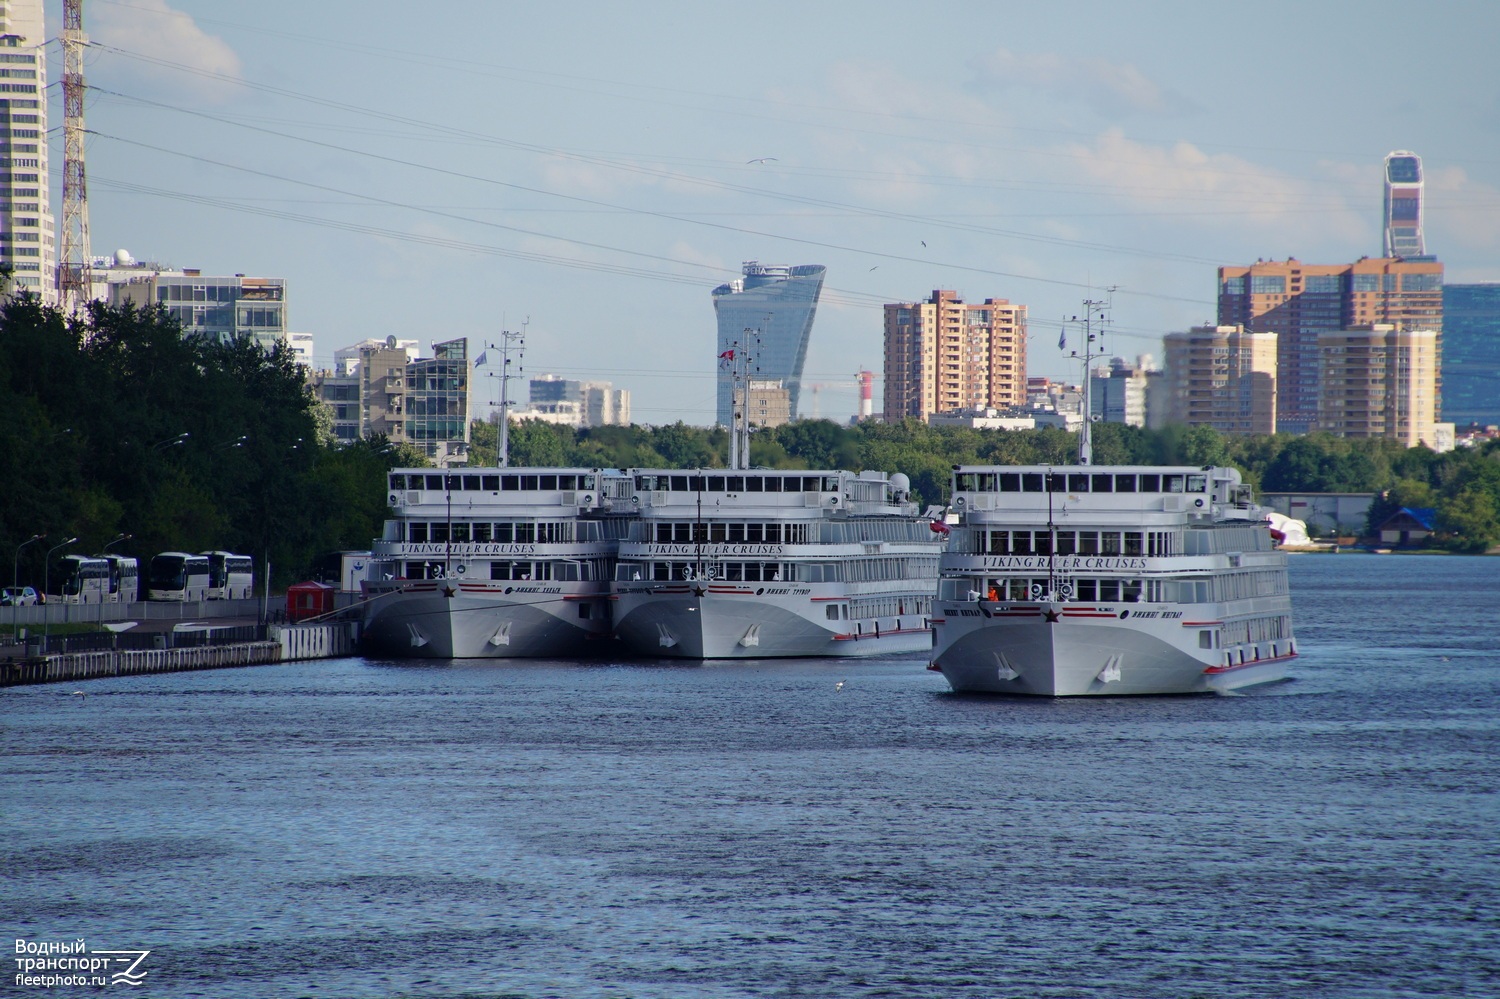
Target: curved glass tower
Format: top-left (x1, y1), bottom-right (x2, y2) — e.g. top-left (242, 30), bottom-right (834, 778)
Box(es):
top-left (1383, 151), bottom-right (1425, 258)
top-left (712, 262), bottom-right (826, 426)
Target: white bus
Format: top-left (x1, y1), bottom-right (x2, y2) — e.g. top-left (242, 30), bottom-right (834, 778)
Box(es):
top-left (147, 552), bottom-right (211, 601)
top-left (59, 555), bottom-right (111, 605)
top-left (202, 551), bottom-right (255, 599)
top-left (103, 555), bottom-right (140, 604)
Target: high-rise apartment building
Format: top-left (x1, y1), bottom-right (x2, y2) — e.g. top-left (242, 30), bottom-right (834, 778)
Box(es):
top-left (1441, 284), bottom-right (1500, 428)
top-left (712, 262), bottom-right (825, 426)
top-left (1317, 325), bottom-right (1438, 447)
top-left (1162, 325), bottom-right (1278, 434)
top-left (1383, 151), bottom-right (1425, 259)
top-left (1090, 356), bottom-right (1156, 427)
top-left (526, 374), bottom-right (631, 427)
top-left (0, 2), bottom-right (54, 302)
top-left (309, 337), bottom-right (472, 460)
top-left (1217, 257), bottom-right (1443, 433)
top-left (882, 290), bottom-right (1027, 422)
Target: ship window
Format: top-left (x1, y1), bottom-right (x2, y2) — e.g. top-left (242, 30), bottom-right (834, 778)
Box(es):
top-left (1056, 531), bottom-right (1076, 555)
top-left (764, 477), bottom-right (782, 492)
top-left (1035, 532), bottom-right (1053, 556)
top-left (707, 477), bottom-right (725, 492)
top-left (728, 523), bottom-right (745, 543)
top-left (494, 523), bottom-right (513, 542)
top-left (1139, 474), bottom-right (1160, 492)
top-left (1092, 474), bottom-right (1113, 493)
top-left (1075, 579), bottom-right (1097, 601)
top-left (655, 523), bottom-right (672, 543)
top-left (1123, 579), bottom-right (1143, 602)
top-left (670, 475), bottom-right (688, 491)
top-left (1100, 579), bottom-right (1121, 601)
top-left (430, 523), bottom-right (449, 543)
top-left (1068, 474), bottom-right (1090, 492)
top-left (1013, 531), bottom-right (1035, 556)
top-left (502, 475), bottom-right (519, 491)
top-left (1188, 475), bottom-right (1208, 493)
top-left (520, 475), bottom-right (539, 490)
top-left (1101, 532), bottom-right (1121, 556)
top-left (1115, 475), bottom-right (1137, 492)
top-left (710, 523), bottom-right (726, 543)
top-left (426, 474), bottom-right (444, 490)
top-left (826, 605), bottom-right (839, 620)
top-left (728, 476), bottom-right (744, 492)
top-left (635, 474), bottom-right (658, 491)
top-left (473, 523), bottom-right (492, 543)
top-left (1199, 630), bottom-right (1214, 649)
top-left (747, 523), bottom-right (764, 543)
top-left (766, 523), bottom-right (782, 544)
top-left (1077, 531), bottom-right (1098, 555)
top-left (451, 523), bottom-right (471, 543)
top-left (745, 477), bottom-right (763, 492)
top-left (409, 523), bottom-right (428, 543)
top-left (1124, 532), bottom-right (1143, 556)
top-left (1021, 473), bottom-right (1044, 492)
top-left (998, 473), bottom-right (1020, 491)
top-left (515, 523), bottom-right (535, 543)
top-left (539, 475), bottom-right (557, 490)
top-left (1164, 475), bottom-right (1185, 493)
top-left (988, 530), bottom-right (1010, 555)
top-left (482, 476), bottom-right (499, 491)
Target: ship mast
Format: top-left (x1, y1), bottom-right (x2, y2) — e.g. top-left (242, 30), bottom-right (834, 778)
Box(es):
top-left (490, 324), bottom-right (526, 468)
top-left (1065, 294), bottom-right (1113, 466)
top-left (725, 327), bottom-right (758, 470)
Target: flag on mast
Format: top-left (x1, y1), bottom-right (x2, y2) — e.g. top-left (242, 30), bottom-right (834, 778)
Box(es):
top-left (1058, 329), bottom-right (1066, 351)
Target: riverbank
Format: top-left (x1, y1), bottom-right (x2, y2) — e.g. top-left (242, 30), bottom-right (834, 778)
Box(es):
top-left (0, 622), bottom-right (358, 688)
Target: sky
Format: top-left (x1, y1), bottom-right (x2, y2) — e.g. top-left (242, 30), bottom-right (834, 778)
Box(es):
top-left (54, 0), bottom-right (1500, 425)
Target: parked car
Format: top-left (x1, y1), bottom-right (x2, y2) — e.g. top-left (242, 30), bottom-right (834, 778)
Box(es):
top-left (1, 585), bottom-right (40, 606)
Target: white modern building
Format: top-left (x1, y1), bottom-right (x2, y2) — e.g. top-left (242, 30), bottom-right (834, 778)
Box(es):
top-left (0, 1), bottom-right (53, 302)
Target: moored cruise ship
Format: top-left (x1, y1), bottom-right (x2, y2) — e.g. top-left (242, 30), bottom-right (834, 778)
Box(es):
top-left (930, 463), bottom-right (1297, 695)
top-left (610, 468), bottom-right (948, 659)
top-left (359, 467), bottom-right (634, 658)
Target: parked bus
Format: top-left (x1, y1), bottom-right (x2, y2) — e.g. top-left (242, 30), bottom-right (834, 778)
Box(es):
top-left (147, 552), bottom-right (211, 601)
top-left (59, 555), bottom-right (111, 605)
top-left (202, 551), bottom-right (255, 600)
top-left (102, 555), bottom-right (140, 604)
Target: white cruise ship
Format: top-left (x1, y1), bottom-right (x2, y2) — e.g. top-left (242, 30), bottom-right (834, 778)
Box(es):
top-left (929, 463), bottom-right (1298, 695)
top-left (610, 468), bottom-right (948, 659)
top-left (359, 467), bottom-right (635, 659)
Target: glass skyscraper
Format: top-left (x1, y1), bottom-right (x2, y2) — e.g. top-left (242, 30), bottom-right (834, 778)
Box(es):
top-left (1441, 284), bottom-right (1500, 428)
top-left (1383, 151), bottom-right (1425, 259)
top-left (712, 262), bottom-right (826, 426)
top-left (0, 0), bottom-right (53, 302)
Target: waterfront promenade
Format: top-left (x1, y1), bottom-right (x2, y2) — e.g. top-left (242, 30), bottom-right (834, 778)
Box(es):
top-left (1, 596), bottom-right (358, 686)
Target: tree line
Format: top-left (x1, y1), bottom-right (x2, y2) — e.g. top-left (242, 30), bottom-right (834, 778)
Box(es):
top-left (4, 296), bottom-right (1495, 597)
top-left (477, 417), bottom-right (1500, 552)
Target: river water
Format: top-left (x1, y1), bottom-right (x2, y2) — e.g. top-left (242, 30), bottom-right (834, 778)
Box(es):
top-left (3, 554), bottom-right (1497, 998)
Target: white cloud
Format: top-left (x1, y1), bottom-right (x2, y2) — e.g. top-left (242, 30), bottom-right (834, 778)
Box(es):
top-left (92, 0), bottom-right (242, 85)
top-left (970, 47), bottom-right (1192, 117)
top-left (1062, 128), bottom-right (1368, 244)
top-left (1426, 165), bottom-right (1500, 253)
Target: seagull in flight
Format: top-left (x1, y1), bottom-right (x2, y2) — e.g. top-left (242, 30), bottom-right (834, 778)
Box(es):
top-left (747, 156), bottom-right (778, 164)
top-left (835, 681), bottom-right (845, 692)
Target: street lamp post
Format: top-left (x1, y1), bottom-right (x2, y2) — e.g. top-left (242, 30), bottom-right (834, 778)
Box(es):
top-left (42, 537), bottom-right (79, 647)
top-left (103, 533), bottom-right (131, 553)
top-left (11, 533), bottom-right (42, 646)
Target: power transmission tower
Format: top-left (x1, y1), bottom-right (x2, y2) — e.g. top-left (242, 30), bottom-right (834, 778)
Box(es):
top-left (58, 0), bottom-right (93, 314)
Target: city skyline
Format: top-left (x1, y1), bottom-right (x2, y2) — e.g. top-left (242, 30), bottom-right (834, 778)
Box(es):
top-left (53, 0), bottom-right (1500, 425)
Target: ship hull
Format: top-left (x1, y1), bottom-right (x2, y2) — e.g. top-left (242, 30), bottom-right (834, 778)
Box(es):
top-left (613, 589), bottom-right (932, 660)
top-left (359, 581), bottom-right (610, 659)
top-left (932, 605), bottom-right (1293, 696)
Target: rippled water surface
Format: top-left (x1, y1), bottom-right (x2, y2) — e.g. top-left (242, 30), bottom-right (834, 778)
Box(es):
top-left (4, 554), bottom-right (1497, 998)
